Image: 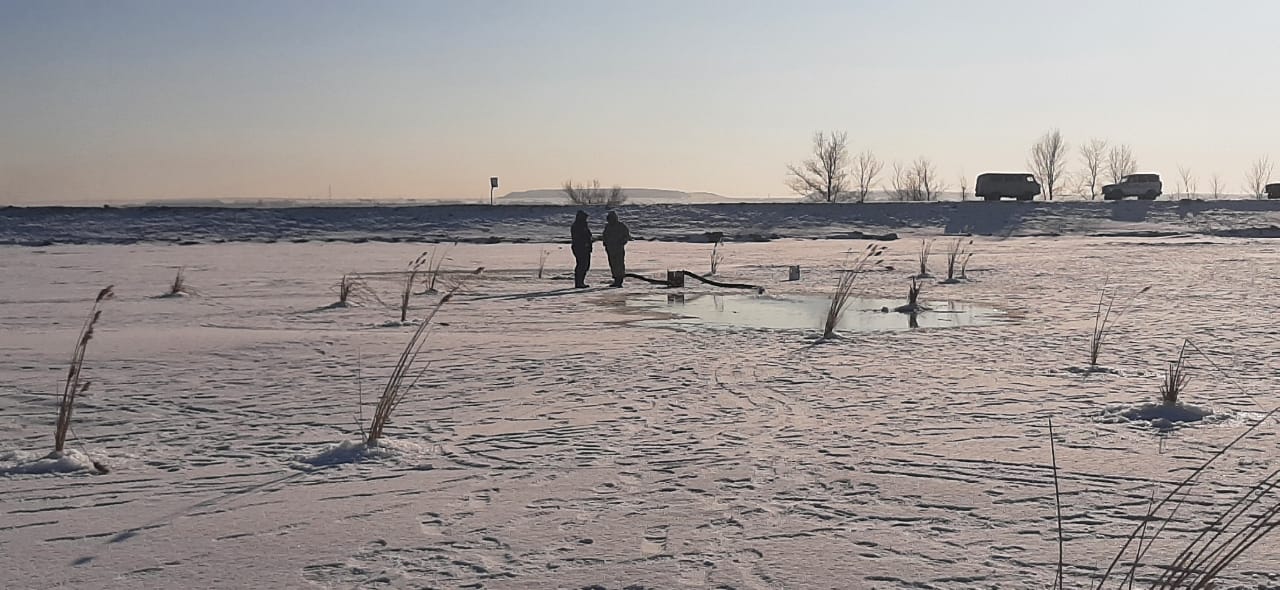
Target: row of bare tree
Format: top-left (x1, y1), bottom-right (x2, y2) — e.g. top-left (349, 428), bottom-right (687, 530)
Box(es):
top-left (785, 132), bottom-right (945, 202)
top-left (789, 130), bottom-right (1275, 202)
top-left (1036, 133), bottom-right (1139, 200)
top-left (561, 179), bottom-right (627, 206)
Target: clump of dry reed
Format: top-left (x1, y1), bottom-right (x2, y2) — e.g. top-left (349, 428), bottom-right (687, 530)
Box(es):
top-left (365, 269), bottom-right (481, 446)
top-left (710, 239), bottom-right (725, 276)
top-left (916, 239), bottom-right (934, 278)
top-left (822, 244), bottom-right (886, 339)
top-left (163, 267), bottom-right (198, 297)
top-left (53, 286), bottom-right (113, 473)
top-left (1088, 283), bottom-right (1151, 367)
top-left (334, 273), bottom-right (379, 307)
top-left (943, 237), bottom-right (973, 282)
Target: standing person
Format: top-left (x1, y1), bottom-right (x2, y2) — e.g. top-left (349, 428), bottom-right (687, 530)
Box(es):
top-left (602, 210), bottom-right (631, 287)
top-left (570, 210), bottom-right (593, 288)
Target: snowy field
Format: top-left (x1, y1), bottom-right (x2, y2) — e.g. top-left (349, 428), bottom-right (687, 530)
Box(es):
top-left (5, 205), bottom-right (1280, 589)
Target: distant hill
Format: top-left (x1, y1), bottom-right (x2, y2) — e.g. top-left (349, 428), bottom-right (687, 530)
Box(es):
top-left (497, 188), bottom-right (749, 205)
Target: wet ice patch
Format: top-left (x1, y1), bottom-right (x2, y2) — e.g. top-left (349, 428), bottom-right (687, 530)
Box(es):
top-left (625, 293), bottom-right (1007, 333)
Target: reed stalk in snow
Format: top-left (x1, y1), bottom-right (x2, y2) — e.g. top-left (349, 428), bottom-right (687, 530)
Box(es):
top-left (420, 246), bottom-right (452, 295)
top-left (1048, 418), bottom-right (1064, 590)
top-left (366, 269), bottom-right (480, 445)
top-left (334, 273), bottom-right (379, 307)
top-left (1092, 406), bottom-right (1280, 588)
top-left (916, 238), bottom-right (934, 278)
top-left (1159, 341), bottom-right (1191, 406)
top-left (943, 237), bottom-right (973, 282)
top-left (710, 238), bottom-right (725, 276)
top-left (54, 286), bottom-right (113, 454)
top-left (1088, 283), bottom-right (1151, 367)
top-left (163, 267), bottom-right (197, 297)
top-left (537, 248), bottom-right (551, 279)
top-left (399, 252), bottom-right (430, 323)
top-left (822, 244), bottom-right (885, 339)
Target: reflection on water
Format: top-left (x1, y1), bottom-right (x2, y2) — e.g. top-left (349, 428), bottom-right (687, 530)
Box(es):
top-left (626, 293), bottom-right (1008, 332)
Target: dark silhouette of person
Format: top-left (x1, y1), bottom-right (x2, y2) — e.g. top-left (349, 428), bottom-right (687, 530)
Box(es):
top-left (601, 211), bottom-right (631, 287)
top-left (570, 210), bottom-right (592, 288)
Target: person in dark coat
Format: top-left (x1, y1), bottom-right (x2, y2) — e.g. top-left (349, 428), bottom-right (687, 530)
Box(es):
top-left (601, 211), bottom-right (631, 287)
top-left (570, 210), bottom-right (592, 288)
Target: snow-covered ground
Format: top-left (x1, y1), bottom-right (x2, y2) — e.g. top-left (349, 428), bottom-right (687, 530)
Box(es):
top-left (5, 215), bottom-right (1280, 588)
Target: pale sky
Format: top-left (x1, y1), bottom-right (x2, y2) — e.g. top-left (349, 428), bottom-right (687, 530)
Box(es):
top-left (1, 0), bottom-right (1277, 204)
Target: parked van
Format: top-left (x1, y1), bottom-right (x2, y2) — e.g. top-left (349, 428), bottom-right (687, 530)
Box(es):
top-left (1102, 174), bottom-right (1162, 200)
top-left (1267, 183), bottom-right (1280, 199)
top-left (975, 173), bottom-right (1041, 201)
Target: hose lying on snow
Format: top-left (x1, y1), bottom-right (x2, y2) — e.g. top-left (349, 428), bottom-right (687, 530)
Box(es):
top-left (624, 270), bottom-right (764, 294)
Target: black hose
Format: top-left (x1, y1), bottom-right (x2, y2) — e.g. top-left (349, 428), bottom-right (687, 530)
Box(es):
top-left (624, 270), bottom-right (764, 293)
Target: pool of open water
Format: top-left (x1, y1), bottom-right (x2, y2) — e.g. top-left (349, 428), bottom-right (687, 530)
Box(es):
top-left (625, 293), bottom-right (1008, 332)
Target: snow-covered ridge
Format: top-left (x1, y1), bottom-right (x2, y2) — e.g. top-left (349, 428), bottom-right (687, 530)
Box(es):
top-left (496, 187), bottom-right (739, 204)
top-left (6, 199), bottom-right (1280, 246)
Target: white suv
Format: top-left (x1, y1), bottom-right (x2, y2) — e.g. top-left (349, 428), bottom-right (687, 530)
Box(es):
top-left (1102, 174), bottom-right (1162, 200)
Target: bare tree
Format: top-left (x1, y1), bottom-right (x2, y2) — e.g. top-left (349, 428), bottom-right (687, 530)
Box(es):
top-left (958, 172), bottom-right (969, 201)
top-left (787, 131), bottom-right (850, 202)
top-left (850, 149), bottom-right (883, 203)
top-left (918, 157), bottom-right (946, 201)
top-left (1106, 144), bottom-right (1137, 184)
top-left (1078, 138), bottom-right (1108, 200)
top-left (889, 157), bottom-right (944, 201)
top-left (1029, 129), bottom-right (1069, 201)
top-left (1209, 172), bottom-right (1224, 199)
top-left (889, 161), bottom-right (912, 201)
top-left (562, 179), bottom-right (627, 206)
top-left (1244, 156), bottom-right (1274, 198)
top-left (1176, 165), bottom-right (1198, 199)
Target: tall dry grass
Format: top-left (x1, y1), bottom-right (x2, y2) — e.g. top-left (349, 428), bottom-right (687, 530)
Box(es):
top-left (1159, 341), bottom-right (1191, 406)
top-left (164, 267), bottom-right (197, 297)
top-left (907, 277), bottom-right (923, 309)
top-left (943, 238), bottom-right (973, 282)
top-left (54, 286), bottom-right (113, 454)
top-left (537, 248), bottom-right (551, 279)
top-left (1045, 340), bottom-right (1280, 588)
top-left (398, 252), bottom-right (430, 323)
top-left (892, 277), bottom-right (928, 314)
top-left (710, 239), bottom-right (725, 276)
top-left (334, 273), bottom-right (380, 307)
top-left (420, 246), bottom-right (451, 295)
top-left (1048, 418), bottom-right (1064, 590)
top-left (822, 244), bottom-right (886, 339)
top-left (916, 239), bottom-right (934, 278)
top-left (1088, 283), bottom-right (1151, 367)
top-left (1091, 405), bottom-right (1280, 588)
top-left (366, 269), bottom-right (480, 446)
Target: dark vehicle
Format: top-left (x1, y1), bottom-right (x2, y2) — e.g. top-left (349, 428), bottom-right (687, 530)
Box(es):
top-left (975, 173), bottom-right (1040, 201)
top-left (1102, 173), bottom-right (1162, 200)
top-left (1267, 183), bottom-right (1280, 199)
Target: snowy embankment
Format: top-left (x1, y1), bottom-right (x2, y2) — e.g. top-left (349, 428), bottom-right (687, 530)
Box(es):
top-left (6, 199), bottom-right (1280, 246)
